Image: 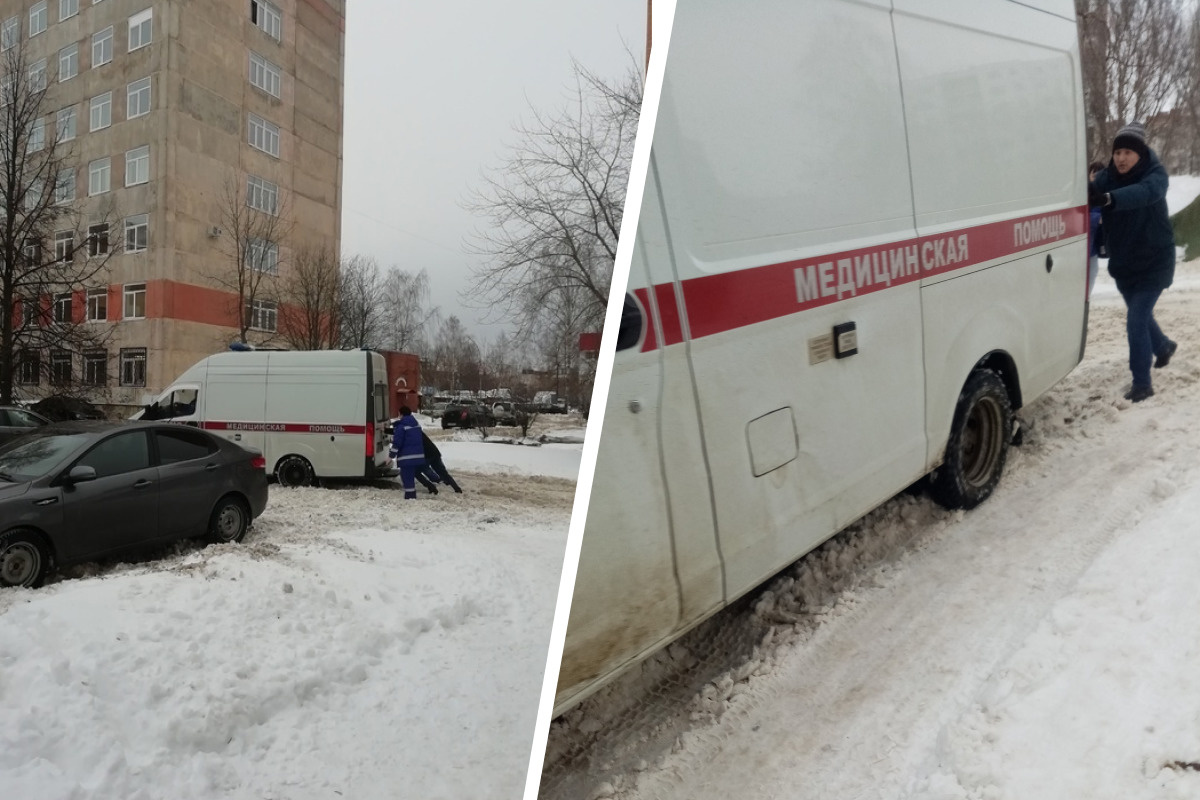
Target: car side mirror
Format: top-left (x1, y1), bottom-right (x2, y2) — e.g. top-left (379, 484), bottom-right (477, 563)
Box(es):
top-left (65, 465), bottom-right (98, 484)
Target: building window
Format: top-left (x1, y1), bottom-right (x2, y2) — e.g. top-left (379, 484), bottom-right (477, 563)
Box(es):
top-left (128, 8), bottom-right (151, 51)
top-left (57, 106), bottom-right (76, 142)
top-left (124, 215), bottom-right (148, 253)
top-left (119, 347), bottom-right (146, 386)
top-left (59, 43), bottom-right (78, 82)
top-left (54, 169), bottom-right (75, 205)
top-left (18, 350), bottom-right (40, 385)
top-left (53, 293), bottom-right (72, 324)
top-left (247, 299), bottom-right (277, 332)
top-left (246, 237), bottom-right (278, 274)
top-left (86, 287), bottom-right (107, 320)
top-left (54, 230), bottom-right (73, 262)
top-left (248, 51), bottom-right (281, 98)
top-left (1, 17), bottom-right (17, 51)
top-left (246, 175), bottom-right (278, 215)
top-left (84, 350), bottom-right (107, 386)
top-left (248, 113), bottom-right (280, 157)
top-left (123, 282), bottom-right (145, 318)
top-left (88, 158), bottom-right (110, 196)
top-left (88, 223), bottom-right (109, 256)
top-left (250, 1), bottom-right (281, 41)
top-left (24, 179), bottom-right (42, 211)
top-left (127, 76), bottom-right (150, 118)
top-left (125, 145), bottom-right (149, 186)
top-left (29, 2), bottom-right (47, 37)
top-left (27, 118), bottom-right (44, 152)
top-left (23, 238), bottom-right (40, 266)
top-left (93, 26), bottom-right (113, 67)
top-left (28, 59), bottom-right (46, 92)
top-left (60, 0), bottom-right (79, 20)
top-left (50, 351), bottom-right (71, 385)
top-left (90, 91), bottom-right (111, 131)
top-left (20, 299), bottom-right (37, 327)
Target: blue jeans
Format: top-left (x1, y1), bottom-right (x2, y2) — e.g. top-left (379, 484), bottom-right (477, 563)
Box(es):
top-left (1118, 285), bottom-right (1169, 389)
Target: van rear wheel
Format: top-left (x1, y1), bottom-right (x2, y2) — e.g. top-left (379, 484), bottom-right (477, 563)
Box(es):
top-left (928, 369), bottom-right (1012, 510)
top-left (275, 455), bottom-right (315, 487)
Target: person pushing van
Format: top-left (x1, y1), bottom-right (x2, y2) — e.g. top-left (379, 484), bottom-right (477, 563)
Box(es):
top-left (1089, 121), bottom-right (1178, 403)
top-left (391, 406), bottom-right (426, 499)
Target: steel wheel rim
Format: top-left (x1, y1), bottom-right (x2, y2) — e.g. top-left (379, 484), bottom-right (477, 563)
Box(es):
top-left (279, 460), bottom-right (308, 486)
top-left (215, 505), bottom-right (244, 540)
top-left (962, 396), bottom-right (1003, 487)
top-left (1, 542), bottom-right (40, 586)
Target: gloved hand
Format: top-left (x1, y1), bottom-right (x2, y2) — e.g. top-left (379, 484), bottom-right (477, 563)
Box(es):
top-left (1088, 185), bottom-right (1105, 208)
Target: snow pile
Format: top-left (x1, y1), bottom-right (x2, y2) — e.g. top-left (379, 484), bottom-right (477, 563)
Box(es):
top-left (0, 445), bottom-right (579, 799)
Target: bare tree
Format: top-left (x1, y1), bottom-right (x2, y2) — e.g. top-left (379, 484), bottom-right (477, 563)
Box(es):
top-left (338, 254), bottom-right (387, 349)
top-left (465, 55), bottom-right (642, 342)
top-left (379, 267), bottom-right (437, 353)
top-left (278, 244), bottom-right (340, 349)
top-left (430, 315), bottom-right (478, 393)
top-left (0, 38), bottom-right (120, 404)
top-left (207, 174), bottom-right (293, 344)
top-left (1077, 0), bottom-right (1195, 163)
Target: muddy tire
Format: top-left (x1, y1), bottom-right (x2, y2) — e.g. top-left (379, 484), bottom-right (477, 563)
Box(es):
top-left (275, 455), bottom-right (315, 487)
top-left (0, 529), bottom-right (50, 588)
top-left (928, 369), bottom-right (1013, 510)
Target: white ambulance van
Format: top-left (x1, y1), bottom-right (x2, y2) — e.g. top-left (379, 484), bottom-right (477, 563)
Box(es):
top-left (138, 349), bottom-right (395, 486)
top-left (557, 0), bottom-right (1089, 713)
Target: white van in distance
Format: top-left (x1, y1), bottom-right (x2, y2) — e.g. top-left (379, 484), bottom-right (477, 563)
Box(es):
top-left (558, 0), bottom-right (1089, 714)
top-left (138, 349), bottom-right (395, 486)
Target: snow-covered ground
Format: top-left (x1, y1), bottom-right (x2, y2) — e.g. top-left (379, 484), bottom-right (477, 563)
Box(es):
top-left (539, 188), bottom-right (1200, 799)
top-left (0, 428), bottom-right (583, 800)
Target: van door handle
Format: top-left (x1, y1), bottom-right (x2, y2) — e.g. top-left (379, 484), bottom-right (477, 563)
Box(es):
top-left (205, 463), bottom-right (218, 471)
top-left (1045, 254), bottom-right (1054, 273)
top-left (133, 479), bottom-right (153, 489)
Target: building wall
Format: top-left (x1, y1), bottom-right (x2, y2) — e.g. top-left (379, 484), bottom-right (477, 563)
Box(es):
top-left (3, 0), bottom-right (345, 407)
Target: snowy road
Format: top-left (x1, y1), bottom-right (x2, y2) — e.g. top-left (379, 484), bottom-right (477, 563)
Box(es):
top-left (541, 261), bottom-right (1200, 800)
top-left (1, 436), bottom-right (579, 800)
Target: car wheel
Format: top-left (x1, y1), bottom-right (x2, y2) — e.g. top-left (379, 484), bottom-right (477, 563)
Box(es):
top-left (275, 454), bottom-right (315, 487)
top-left (208, 495), bottom-right (250, 543)
top-left (928, 369), bottom-right (1012, 510)
top-left (0, 529), bottom-right (50, 588)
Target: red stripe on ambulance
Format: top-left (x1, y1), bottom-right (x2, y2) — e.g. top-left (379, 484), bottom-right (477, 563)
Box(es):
top-left (641, 207), bottom-right (1087, 352)
top-left (202, 422), bottom-right (367, 435)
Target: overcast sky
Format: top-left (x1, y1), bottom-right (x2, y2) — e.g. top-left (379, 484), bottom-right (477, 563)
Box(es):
top-left (340, 1), bottom-right (647, 345)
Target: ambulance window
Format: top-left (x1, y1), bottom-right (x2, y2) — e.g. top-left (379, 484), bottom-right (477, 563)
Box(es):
top-left (616, 293), bottom-right (643, 351)
top-left (374, 384), bottom-right (387, 422)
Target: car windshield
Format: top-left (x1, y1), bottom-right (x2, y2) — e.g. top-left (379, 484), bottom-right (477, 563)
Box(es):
top-left (0, 432), bottom-right (90, 481)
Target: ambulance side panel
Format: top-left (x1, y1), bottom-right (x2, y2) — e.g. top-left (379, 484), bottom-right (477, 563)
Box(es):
top-left (651, 0), bottom-right (929, 612)
top-left (557, 170), bottom-right (723, 706)
top-left (203, 353), bottom-right (271, 457)
top-left (891, 0), bottom-right (1088, 462)
top-left (262, 352), bottom-right (367, 477)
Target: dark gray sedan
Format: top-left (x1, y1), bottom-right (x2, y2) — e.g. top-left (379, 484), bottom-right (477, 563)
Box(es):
top-left (0, 421), bottom-right (269, 588)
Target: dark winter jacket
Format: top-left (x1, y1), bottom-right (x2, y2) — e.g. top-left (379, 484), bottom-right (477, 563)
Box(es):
top-left (392, 414), bottom-right (426, 467)
top-left (421, 431), bottom-right (441, 459)
top-left (1091, 149), bottom-right (1175, 292)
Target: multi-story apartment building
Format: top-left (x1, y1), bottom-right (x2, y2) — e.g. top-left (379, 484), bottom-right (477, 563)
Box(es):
top-left (5, 0), bottom-right (344, 408)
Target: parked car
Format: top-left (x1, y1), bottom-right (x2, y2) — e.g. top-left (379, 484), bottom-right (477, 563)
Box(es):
top-left (0, 421), bottom-right (269, 588)
top-left (440, 402), bottom-right (496, 429)
top-left (490, 402), bottom-right (517, 425)
top-left (0, 406), bottom-right (51, 448)
top-left (31, 396), bottom-right (106, 422)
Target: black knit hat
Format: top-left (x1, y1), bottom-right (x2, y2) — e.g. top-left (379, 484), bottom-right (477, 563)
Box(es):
top-left (1112, 122), bottom-right (1149, 159)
